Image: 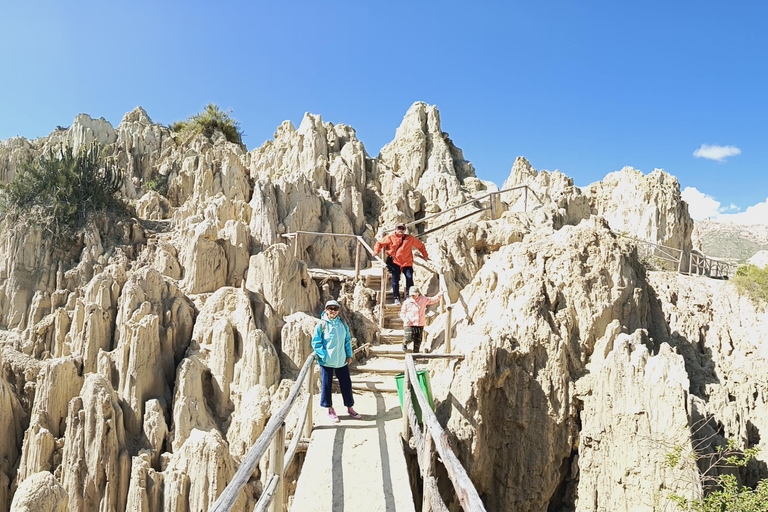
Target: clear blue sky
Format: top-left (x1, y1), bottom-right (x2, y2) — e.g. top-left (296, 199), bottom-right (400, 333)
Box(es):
top-left (1, 1), bottom-right (766, 221)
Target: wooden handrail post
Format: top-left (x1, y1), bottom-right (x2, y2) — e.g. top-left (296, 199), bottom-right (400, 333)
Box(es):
top-left (444, 306), bottom-right (452, 354)
top-left (524, 187), bottom-right (528, 212)
top-left (269, 422), bottom-right (286, 512)
top-left (402, 364), bottom-right (411, 440)
top-left (304, 365), bottom-right (314, 439)
top-left (422, 425), bottom-right (436, 512)
top-left (294, 232), bottom-right (301, 259)
top-left (355, 240), bottom-right (362, 280)
top-left (489, 192), bottom-right (498, 220)
top-left (379, 250), bottom-right (387, 328)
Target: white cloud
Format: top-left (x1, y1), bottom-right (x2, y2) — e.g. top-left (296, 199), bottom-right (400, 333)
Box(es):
top-left (682, 187), bottom-right (722, 219)
top-left (682, 186), bottom-right (768, 225)
top-left (692, 144), bottom-right (741, 162)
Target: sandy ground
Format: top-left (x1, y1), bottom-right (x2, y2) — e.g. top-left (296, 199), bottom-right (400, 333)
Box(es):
top-left (290, 391), bottom-right (415, 512)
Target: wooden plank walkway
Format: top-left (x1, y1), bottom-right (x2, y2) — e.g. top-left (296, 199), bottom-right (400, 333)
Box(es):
top-left (290, 391), bottom-right (415, 512)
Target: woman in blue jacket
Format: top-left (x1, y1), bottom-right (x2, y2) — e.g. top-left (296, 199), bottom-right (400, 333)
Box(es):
top-left (311, 300), bottom-right (361, 423)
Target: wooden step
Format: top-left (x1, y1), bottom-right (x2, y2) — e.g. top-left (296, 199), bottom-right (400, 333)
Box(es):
top-left (350, 380), bottom-right (398, 393)
top-left (379, 329), bottom-right (404, 344)
top-left (368, 346), bottom-right (406, 358)
top-left (383, 319), bottom-right (403, 329)
top-left (352, 361), bottom-right (405, 375)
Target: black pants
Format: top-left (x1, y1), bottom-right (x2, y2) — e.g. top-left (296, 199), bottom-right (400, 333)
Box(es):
top-left (403, 326), bottom-right (424, 352)
top-left (390, 264), bottom-right (414, 301)
top-left (319, 364), bottom-right (354, 408)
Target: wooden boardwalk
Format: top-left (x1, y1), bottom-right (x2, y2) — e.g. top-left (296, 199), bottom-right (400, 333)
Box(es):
top-left (290, 391), bottom-right (415, 512)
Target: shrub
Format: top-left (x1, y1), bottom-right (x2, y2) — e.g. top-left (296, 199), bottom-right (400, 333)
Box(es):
top-left (665, 426), bottom-right (767, 511)
top-left (146, 172), bottom-right (169, 196)
top-left (171, 103), bottom-right (244, 146)
top-left (0, 143), bottom-right (126, 241)
top-left (731, 264), bottom-right (768, 305)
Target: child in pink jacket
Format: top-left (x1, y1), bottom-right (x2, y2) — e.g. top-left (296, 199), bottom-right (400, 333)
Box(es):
top-left (399, 287), bottom-right (443, 352)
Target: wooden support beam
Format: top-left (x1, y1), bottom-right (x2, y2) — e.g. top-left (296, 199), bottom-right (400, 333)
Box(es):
top-left (379, 252), bottom-right (387, 329)
top-left (402, 365), bottom-right (411, 440)
top-left (355, 240), bottom-right (362, 280)
top-left (252, 474), bottom-right (279, 512)
top-left (294, 232), bottom-right (301, 258)
top-left (422, 425), bottom-right (436, 512)
top-left (286, 396), bottom-right (311, 471)
top-left (405, 355), bottom-right (487, 512)
top-left (444, 307), bottom-right (452, 354)
top-left (411, 353), bottom-right (464, 360)
top-left (303, 366), bottom-right (314, 440)
top-left (209, 354), bottom-right (315, 512)
top-left (268, 422), bottom-right (286, 512)
top-left (524, 186), bottom-right (528, 212)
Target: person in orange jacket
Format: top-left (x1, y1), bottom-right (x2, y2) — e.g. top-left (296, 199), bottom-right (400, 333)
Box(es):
top-left (373, 223), bottom-right (429, 305)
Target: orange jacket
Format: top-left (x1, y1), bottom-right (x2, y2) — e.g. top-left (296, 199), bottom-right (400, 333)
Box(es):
top-left (373, 233), bottom-right (428, 268)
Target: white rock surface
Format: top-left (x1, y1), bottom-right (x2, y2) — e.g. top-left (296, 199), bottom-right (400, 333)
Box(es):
top-left (748, 249), bottom-right (768, 268)
top-left (9, 471), bottom-right (67, 512)
top-left (1, 103), bottom-right (766, 512)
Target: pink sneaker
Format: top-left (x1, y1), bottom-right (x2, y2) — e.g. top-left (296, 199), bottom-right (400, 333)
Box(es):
top-left (328, 409), bottom-right (340, 424)
top-left (347, 407), bottom-right (361, 419)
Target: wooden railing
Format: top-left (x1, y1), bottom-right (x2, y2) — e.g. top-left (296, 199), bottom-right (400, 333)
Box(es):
top-left (623, 236), bottom-right (685, 272)
top-left (619, 235), bottom-right (736, 279)
top-left (402, 354), bottom-right (486, 512)
top-left (209, 353), bottom-right (316, 512)
top-left (689, 252), bottom-right (737, 278)
top-left (385, 185), bottom-right (543, 238)
top-left (412, 256), bottom-right (454, 353)
top-left (281, 231), bottom-right (382, 281)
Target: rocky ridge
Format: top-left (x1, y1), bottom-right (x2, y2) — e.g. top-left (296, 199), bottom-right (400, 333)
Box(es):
top-left (0, 102), bottom-right (765, 511)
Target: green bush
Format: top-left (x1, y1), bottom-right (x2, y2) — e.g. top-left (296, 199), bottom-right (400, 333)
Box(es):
top-left (731, 264), bottom-right (768, 305)
top-left (667, 435), bottom-right (767, 511)
top-left (171, 103), bottom-right (243, 146)
top-left (0, 143), bottom-right (126, 241)
top-left (146, 172), bottom-right (169, 196)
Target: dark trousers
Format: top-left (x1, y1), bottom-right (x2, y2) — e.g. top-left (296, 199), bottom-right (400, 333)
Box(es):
top-left (319, 364), bottom-right (354, 408)
top-left (404, 326), bottom-right (424, 352)
top-left (390, 265), bottom-right (414, 300)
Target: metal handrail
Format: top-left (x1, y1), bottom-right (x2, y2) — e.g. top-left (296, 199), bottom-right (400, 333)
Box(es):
top-left (209, 353), bottom-right (316, 512)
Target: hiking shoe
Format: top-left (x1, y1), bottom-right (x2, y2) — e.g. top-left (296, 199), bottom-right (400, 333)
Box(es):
top-left (328, 409), bottom-right (340, 424)
top-left (347, 407), bottom-right (361, 419)
top-left (394, 298), bottom-right (401, 305)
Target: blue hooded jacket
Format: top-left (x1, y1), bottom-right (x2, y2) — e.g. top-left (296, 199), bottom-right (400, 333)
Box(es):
top-left (311, 312), bottom-right (352, 368)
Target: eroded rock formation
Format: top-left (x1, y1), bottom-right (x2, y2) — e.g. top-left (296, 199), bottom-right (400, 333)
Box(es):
top-left (0, 101), bottom-right (765, 512)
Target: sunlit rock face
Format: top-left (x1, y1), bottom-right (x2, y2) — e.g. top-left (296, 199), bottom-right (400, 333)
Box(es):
top-left (585, 167), bottom-right (694, 266)
top-left (0, 101), bottom-right (763, 512)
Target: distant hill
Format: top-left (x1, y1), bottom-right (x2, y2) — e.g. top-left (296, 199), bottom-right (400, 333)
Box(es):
top-left (692, 220), bottom-right (768, 262)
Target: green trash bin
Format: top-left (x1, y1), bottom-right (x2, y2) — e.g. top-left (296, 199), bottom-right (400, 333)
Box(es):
top-left (394, 370), bottom-right (434, 423)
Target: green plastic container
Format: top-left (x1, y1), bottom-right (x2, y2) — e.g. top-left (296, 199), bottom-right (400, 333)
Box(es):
top-left (394, 370), bottom-right (434, 423)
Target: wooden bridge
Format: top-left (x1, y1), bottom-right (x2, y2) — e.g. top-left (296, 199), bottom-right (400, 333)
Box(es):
top-left (206, 183), bottom-right (744, 512)
top-left (208, 187), bottom-right (542, 512)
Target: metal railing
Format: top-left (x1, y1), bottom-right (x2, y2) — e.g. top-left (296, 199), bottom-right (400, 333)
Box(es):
top-left (209, 353), bottom-right (316, 512)
top-left (402, 354), bottom-right (486, 511)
